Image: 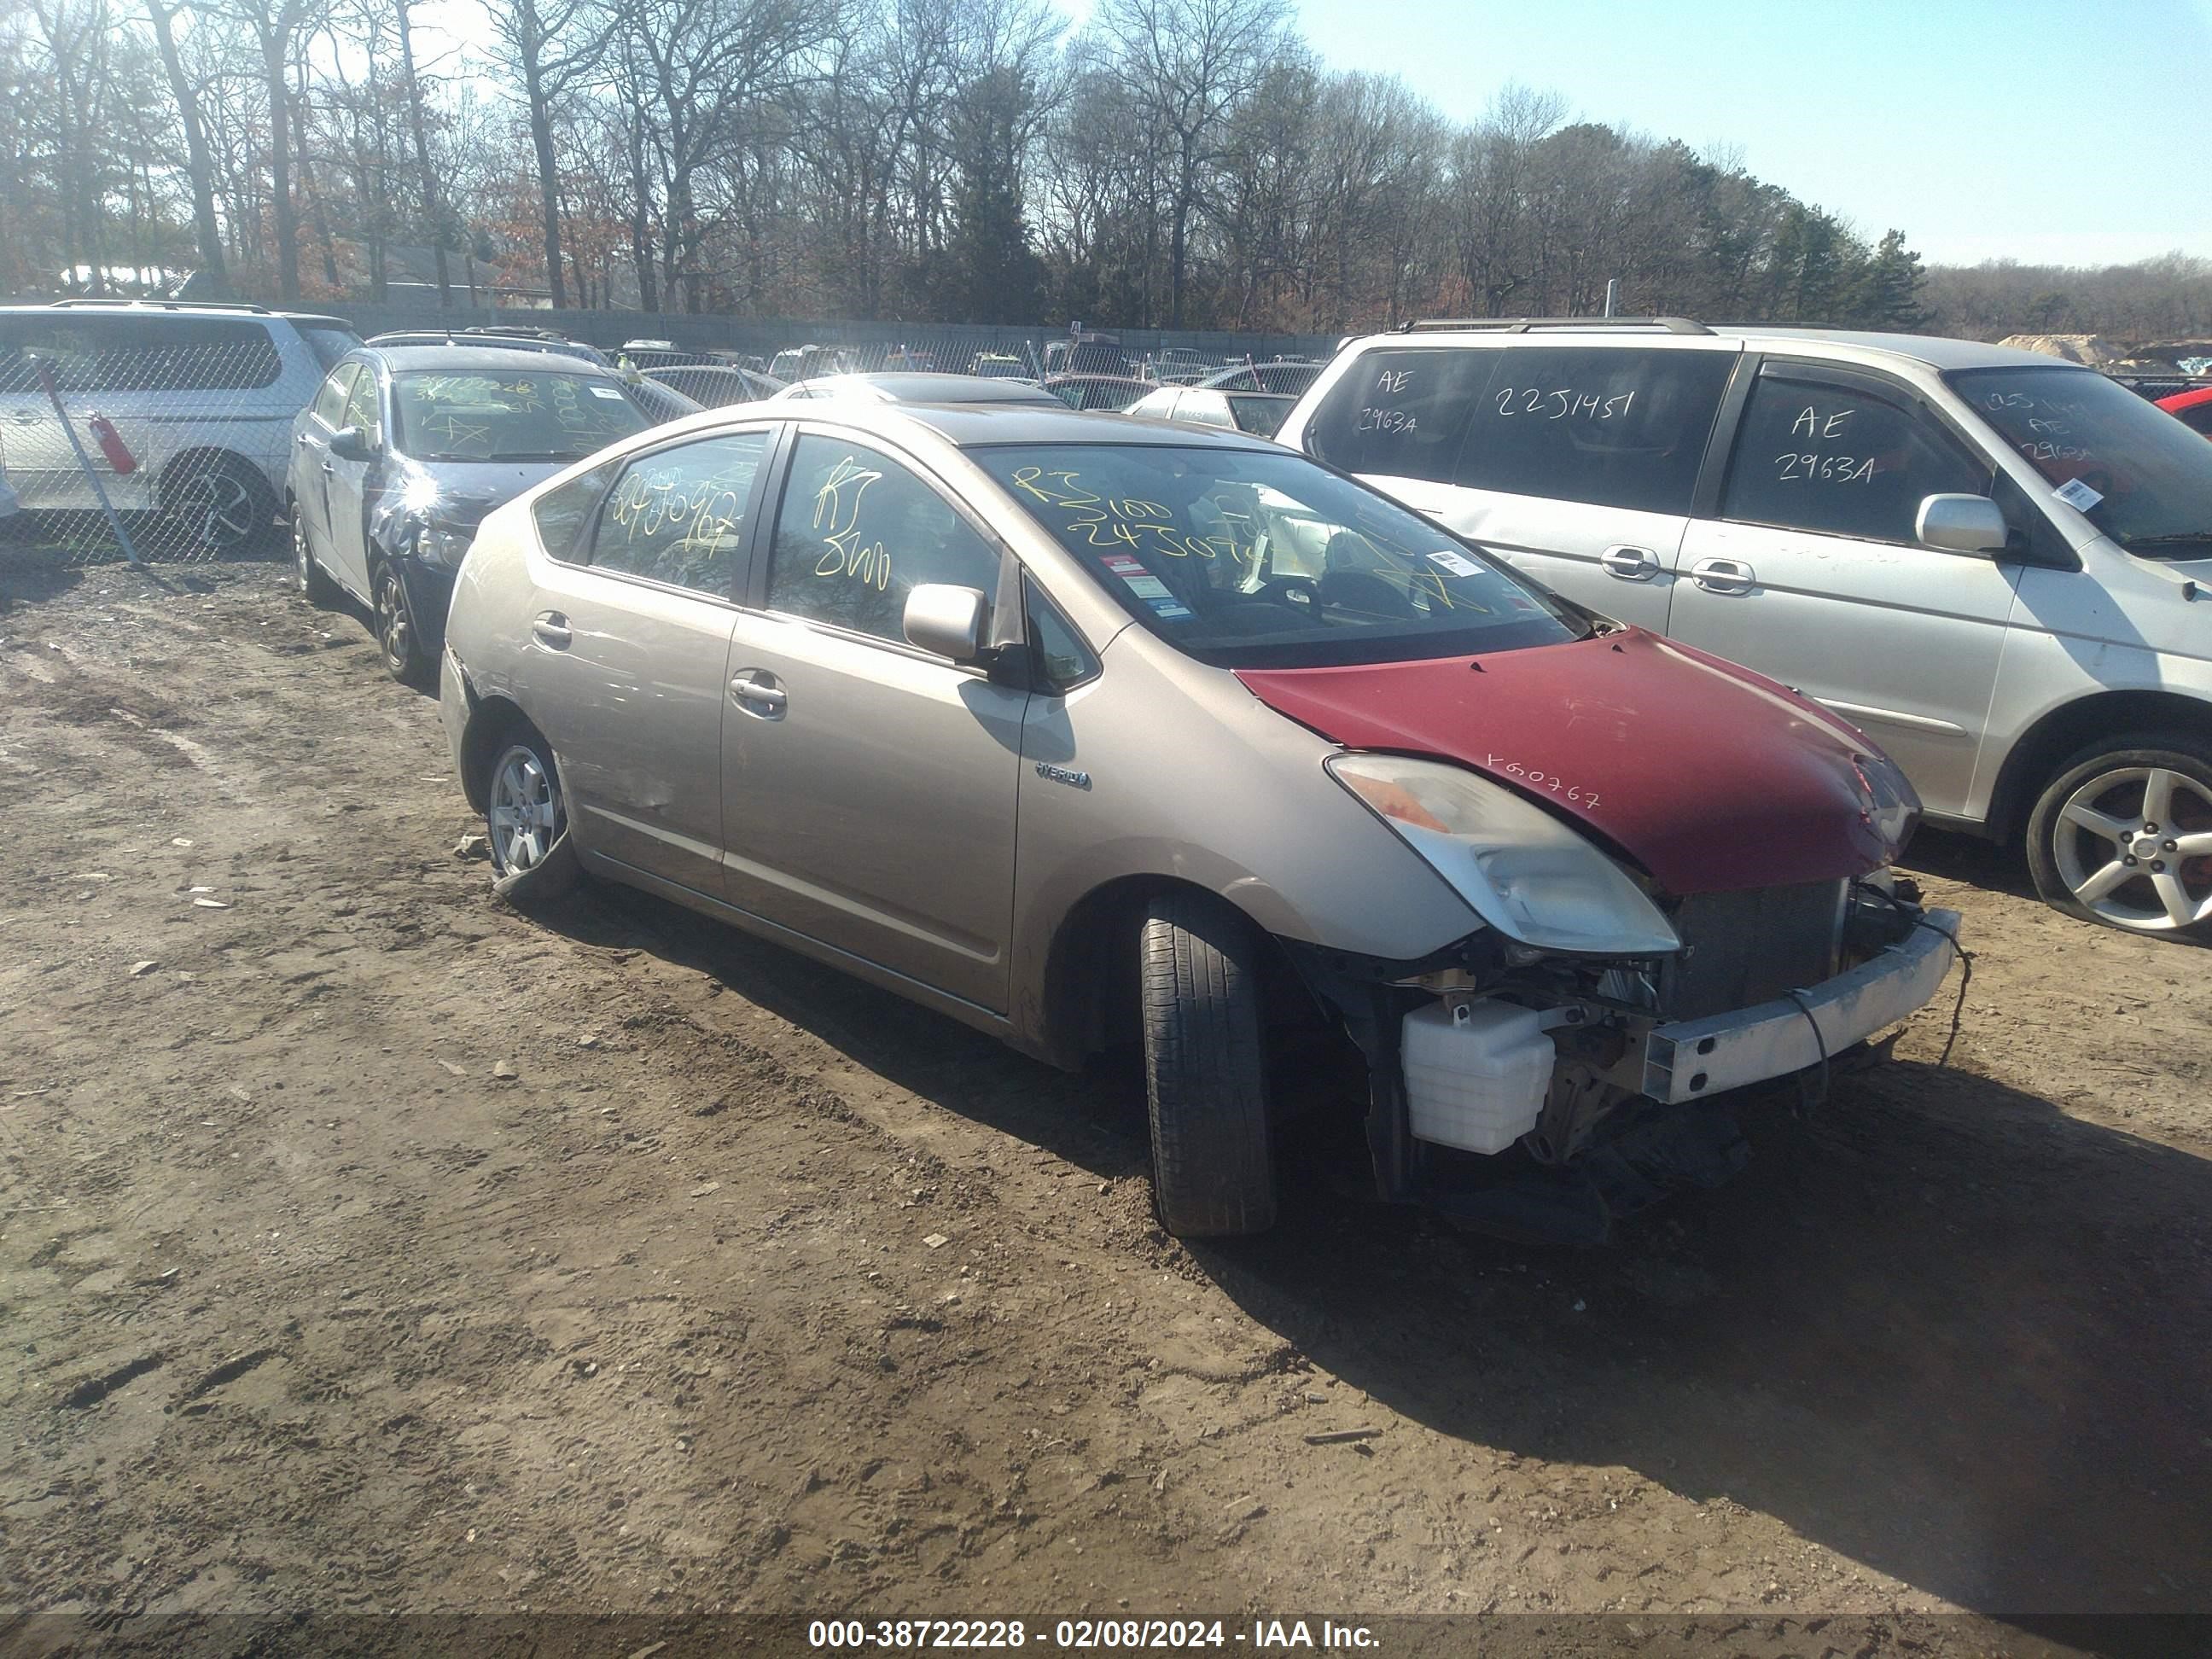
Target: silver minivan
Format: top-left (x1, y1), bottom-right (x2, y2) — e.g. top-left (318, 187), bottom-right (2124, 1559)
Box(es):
top-left (0, 300), bottom-right (358, 550)
top-left (438, 399), bottom-right (1955, 1241)
top-left (1286, 320), bottom-right (2212, 940)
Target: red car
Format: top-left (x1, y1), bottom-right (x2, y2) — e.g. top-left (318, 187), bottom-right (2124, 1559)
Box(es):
top-left (2157, 385), bottom-right (2212, 437)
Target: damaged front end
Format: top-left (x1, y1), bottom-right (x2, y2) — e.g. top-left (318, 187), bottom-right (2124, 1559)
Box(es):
top-left (1284, 874), bottom-right (1959, 1245)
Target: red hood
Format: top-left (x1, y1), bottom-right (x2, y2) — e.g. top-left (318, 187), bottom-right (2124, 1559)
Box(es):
top-left (1237, 631), bottom-right (1898, 896)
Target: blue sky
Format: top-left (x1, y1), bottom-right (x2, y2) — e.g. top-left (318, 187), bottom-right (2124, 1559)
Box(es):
top-left (1278, 0), bottom-right (2212, 268)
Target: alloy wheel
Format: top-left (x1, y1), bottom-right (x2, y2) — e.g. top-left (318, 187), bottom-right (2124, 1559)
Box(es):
top-left (181, 469), bottom-right (256, 550)
top-left (489, 745), bottom-right (562, 873)
top-left (2050, 765), bottom-right (2212, 932)
top-left (375, 567), bottom-right (412, 672)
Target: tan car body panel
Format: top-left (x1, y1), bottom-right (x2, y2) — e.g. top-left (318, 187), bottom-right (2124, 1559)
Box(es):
top-left (443, 405), bottom-right (1479, 1067)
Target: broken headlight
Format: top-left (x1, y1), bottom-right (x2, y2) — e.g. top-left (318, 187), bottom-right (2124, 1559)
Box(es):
top-left (1327, 753), bottom-right (1680, 957)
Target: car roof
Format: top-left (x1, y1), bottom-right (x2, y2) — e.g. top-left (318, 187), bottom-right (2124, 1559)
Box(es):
top-left (797, 372), bottom-right (1062, 404)
top-left (2157, 385), bottom-right (2212, 411)
top-left (1363, 323), bottom-right (2082, 375)
top-left (830, 403), bottom-right (1278, 451)
top-left (362, 344), bottom-right (622, 375)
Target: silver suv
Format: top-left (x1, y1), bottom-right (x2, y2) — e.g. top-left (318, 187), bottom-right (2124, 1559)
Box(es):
top-left (438, 399), bottom-right (1955, 1240)
top-left (1285, 318), bottom-right (2212, 940)
top-left (0, 300), bottom-right (358, 550)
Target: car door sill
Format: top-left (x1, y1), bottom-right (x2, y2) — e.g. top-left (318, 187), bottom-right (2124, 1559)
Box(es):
top-left (577, 847), bottom-right (1016, 1038)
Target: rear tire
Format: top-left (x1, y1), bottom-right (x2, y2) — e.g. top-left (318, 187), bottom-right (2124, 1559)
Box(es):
top-left (2026, 732), bottom-right (2212, 942)
top-left (484, 721), bottom-right (579, 904)
top-left (158, 454), bottom-right (276, 556)
top-left (1139, 893), bottom-right (1278, 1237)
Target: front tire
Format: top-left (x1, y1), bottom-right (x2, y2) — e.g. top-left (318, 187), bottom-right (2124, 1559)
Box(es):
top-left (2026, 733), bottom-right (2212, 941)
top-left (1139, 893), bottom-right (1278, 1237)
top-left (293, 504), bottom-right (338, 607)
top-left (485, 722), bottom-right (579, 904)
top-left (371, 557), bottom-right (431, 689)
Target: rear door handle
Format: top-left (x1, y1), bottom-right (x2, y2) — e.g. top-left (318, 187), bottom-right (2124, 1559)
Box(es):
top-left (729, 672), bottom-right (787, 715)
top-left (1599, 544), bottom-right (1659, 581)
top-left (320, 462), bottom-right (335, 475)
top-left (530, 612), bottom-right (573, 649)
top-left (1690, 557), bottom-right (1756, 594)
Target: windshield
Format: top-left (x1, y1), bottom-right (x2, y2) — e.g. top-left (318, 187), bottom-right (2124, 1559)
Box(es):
top-left (1950, 366), bottom-right (2212, 556)
top-left (393, 370), bottom-right (649, 463)
top-left (975, 444), bottom-right (1586, 667)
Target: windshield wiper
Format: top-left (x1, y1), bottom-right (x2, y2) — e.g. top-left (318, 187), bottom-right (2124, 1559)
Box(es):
top-left (2121, 533), bottom-right (2212, 552)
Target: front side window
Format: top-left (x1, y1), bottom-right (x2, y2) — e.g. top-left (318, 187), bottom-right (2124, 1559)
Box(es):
top-left (340, 369), bottom-right (382, 448)
top-left (975, 443), bottom-right (1584, 668)
top-left (311, 364), bottom-right (357, 427)
top-left (1953, 365), bottom-right (2212, 556)
top-left (392, 371), bottom-right (649, 463)
top-left (1723, 374), bottom-right (1988, 544)
top-left (590, 432), bottom-right (769, 596)
top-left (766, 434), bottom-right (1002, 644)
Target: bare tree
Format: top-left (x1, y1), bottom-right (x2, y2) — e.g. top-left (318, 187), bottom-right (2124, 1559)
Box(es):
top-left (221, 0), bottom-right (315, 300)
top-left (143, 0), bottom-right (230, 288)
top-left (1088, 0), bottom-right (1287, 327)
top-left (484, 0), bottom-right (614, 306)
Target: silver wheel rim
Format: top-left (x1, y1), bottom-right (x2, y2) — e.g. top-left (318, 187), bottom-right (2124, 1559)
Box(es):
top-left (2051, 764), bottom-right (2212, 932)
top-left (489, 744), bottom-right (561, 872)
top-left (376, 568), bottom-right (411, 669)
top-left (294, 513), bottom-right (313, 588)
top-left (178, 469), bottom-right (256, 549)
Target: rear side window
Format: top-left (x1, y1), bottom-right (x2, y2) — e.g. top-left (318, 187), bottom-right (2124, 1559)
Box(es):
top-left (1307, 347), bottom-right (1496, 484)
top-left (591, 431), bottom-right (769, 596)
top-left (2182, 404), bottom-right (2212, 437)
top-left (297, 323), bottom-right (363, 369)
top-left (533, 462), bottom-right (620, 563)
top-left (1722, 374), bottom-right (1988, 544)
top-left (766, 434), bottom-right (1001, 645)
top-left (0, 315), bottom-right (284, 393)
top-left (1310, 345), bottom-right (1732, 515)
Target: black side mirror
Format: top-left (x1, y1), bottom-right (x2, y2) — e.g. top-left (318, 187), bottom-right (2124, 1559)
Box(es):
top-left (329, 426), bottom-right (373, 462)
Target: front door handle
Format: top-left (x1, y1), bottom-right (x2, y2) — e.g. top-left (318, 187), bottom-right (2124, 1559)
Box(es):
top-left (320, 462), bottom-right (335, 475)
top-left (729, 672), bottom-right (788, 716)
top-left (1690, 557), bottom-right (1756, 594)
top-left (530, 611), bottom-right (573, 649)
top-left (1599, 544), bottom-right (1659, 581)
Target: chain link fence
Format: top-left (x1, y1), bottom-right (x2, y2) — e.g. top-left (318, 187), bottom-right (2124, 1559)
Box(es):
top-left (0, 306), bottom-right (1339, 569)
top-left (1, 316), bottom-right (298, 568)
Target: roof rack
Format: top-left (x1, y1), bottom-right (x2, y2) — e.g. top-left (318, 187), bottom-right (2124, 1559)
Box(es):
top-left (1400, 315), bottom-right (1713, 336)
top-left (49, 297), bottom-right (276, 315)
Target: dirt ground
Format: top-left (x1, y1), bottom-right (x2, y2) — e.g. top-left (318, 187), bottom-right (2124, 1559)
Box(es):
top-left (2, 553), bottom-right (2208, 1637)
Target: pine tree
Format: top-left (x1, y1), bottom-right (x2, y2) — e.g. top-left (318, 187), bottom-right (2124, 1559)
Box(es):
top-left (1855, 228), bottom-right (1928, 330)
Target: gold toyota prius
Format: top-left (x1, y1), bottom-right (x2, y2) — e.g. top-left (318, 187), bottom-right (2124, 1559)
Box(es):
top-left (439, 398), bottom-right (1958, 1243)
